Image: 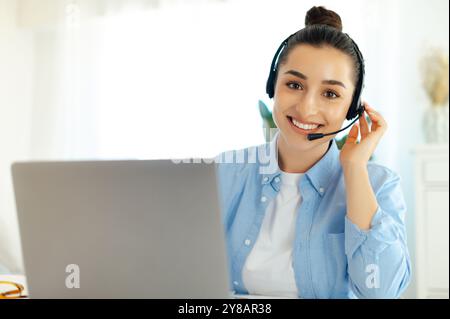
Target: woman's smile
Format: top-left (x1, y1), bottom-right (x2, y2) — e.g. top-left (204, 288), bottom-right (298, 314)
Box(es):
top-left (286, 115), bottom-right (324, 136)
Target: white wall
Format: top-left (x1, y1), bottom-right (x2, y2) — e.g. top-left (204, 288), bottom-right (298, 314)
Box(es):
top-left (392, 0), bottom-right (449, 298)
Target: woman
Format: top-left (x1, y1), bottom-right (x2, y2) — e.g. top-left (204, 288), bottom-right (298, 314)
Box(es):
top-left (215, 6), bottom-right (411, 299)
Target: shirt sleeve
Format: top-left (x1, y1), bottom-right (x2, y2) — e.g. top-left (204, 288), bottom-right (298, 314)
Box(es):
top-left (344, 169), bottom-right (412, 299)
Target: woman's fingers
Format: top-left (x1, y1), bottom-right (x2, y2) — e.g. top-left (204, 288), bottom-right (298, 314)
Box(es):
top-left (359, 112), bottom-right (370, 139)
top-left (346, 123), bottom-right (359, 144)
top-left (363, 103), bottom-right (387, 133)
top-left (367, 110), bottom-right (387, 132)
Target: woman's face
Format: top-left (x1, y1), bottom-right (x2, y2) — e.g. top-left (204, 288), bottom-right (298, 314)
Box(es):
top-left (272, 44), bottom-right (356, 152)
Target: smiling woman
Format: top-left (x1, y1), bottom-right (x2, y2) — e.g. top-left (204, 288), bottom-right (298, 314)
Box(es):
top-left (275, 44), bottom-right (361, 154)
top-left (215, 5), bottom-right (411, 299)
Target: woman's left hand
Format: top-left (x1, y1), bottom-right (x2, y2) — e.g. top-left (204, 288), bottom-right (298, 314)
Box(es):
top-left (339, 102), bottom-right (388, 169)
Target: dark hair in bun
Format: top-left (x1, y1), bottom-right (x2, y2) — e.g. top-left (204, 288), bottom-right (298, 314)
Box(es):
top-left (273, 6), bottom-right (362, 92)
top-left (305, 6), bottom-right (342, 31)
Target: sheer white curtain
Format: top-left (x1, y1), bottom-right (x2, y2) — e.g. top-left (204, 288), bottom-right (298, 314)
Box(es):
top-left (1, 0), bottom-right (448, 290)
top-left (21, 0), bottom-right (261, 161)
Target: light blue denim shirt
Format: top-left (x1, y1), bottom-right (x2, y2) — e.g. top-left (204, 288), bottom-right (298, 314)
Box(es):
top-left (214, 131), bottom-right (411, 299)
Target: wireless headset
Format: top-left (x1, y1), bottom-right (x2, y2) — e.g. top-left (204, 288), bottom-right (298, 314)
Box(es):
top-left (265, 31), bottom-right (366, 141)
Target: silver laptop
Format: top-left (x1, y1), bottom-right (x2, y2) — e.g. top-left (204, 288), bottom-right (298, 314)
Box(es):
top-left (11, 159), bottom-right (231, 299)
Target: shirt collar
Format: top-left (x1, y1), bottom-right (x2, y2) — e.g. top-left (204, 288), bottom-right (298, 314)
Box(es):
top-left (259, 129), bottom-right (341, 196)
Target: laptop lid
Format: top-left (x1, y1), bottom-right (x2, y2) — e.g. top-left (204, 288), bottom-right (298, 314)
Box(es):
top-left (12, 159), bottom-right (230, 298)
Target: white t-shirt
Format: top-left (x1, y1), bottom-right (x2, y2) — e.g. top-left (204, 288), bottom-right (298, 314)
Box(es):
top-left (242, 171), bottom-right (303, 298)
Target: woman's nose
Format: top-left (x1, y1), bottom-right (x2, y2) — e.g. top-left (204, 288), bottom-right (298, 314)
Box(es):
top-left (296, 92), bottom-right (319, 116)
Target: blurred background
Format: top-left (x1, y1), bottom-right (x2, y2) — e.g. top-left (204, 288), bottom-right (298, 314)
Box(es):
top-left (0, 0), bottom-right (448, 298)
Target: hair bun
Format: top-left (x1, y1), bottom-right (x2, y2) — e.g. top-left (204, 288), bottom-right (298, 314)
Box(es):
top-left (305, 6), bottom-right (342, 31)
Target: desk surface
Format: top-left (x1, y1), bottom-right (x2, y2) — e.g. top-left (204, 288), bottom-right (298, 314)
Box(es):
top-left (0, 274), bottom-right (29, 298)
top-left (0, 275), bottom-right (297, 299)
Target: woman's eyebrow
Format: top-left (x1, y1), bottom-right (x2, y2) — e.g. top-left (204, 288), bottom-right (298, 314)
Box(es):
top-left (283, 69), bottom-right (346, 89)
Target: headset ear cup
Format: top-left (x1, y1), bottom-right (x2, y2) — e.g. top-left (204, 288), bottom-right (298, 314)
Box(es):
top-left (346, 102), bottom-right (355, 120)
top-left (266, 62), bottom-right (278, 99)
top-left (347, 101), bottom-right (364, 120)
top-left (347, 100), bottom-right (365, 120)
top-left (266, 70), bottom-right (274, 98)
top-left (271, 71), bottom-right (277, 98)
top-left (269, 73), bottom-right (275, 98)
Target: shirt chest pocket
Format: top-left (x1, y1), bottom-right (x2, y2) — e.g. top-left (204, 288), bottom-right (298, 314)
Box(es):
top-left (326, 233), bottom-right (349, 298)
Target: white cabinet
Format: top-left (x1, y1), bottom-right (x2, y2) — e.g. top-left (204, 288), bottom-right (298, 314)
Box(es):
top-left (413, 144), bottom-right (449, 299)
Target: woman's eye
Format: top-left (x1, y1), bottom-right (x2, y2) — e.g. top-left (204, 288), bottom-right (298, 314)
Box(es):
top-left (286, 82), bottom-right (340, 99)
top-left (324, 90), bottom-right (339, 99)
top-left (287, 82), bottom-right (302, 90)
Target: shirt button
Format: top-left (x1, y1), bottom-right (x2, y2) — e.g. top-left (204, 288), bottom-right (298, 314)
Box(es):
top-left (319, 187), bottom-right (325, 193)
top-left (260, 196), bottom-right (267, 202)
top-left (274, 177), bottom-right (280, 183)
top-left (233, 281), bottom-right (239, 286)
top-left (244, 239), bottom-right (251, 246)
top-left (263, 176), bottom-right (269, 182)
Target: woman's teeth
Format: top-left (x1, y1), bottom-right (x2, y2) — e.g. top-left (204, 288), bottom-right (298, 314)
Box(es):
top-left (291, 117), bottom-right (320, 130)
